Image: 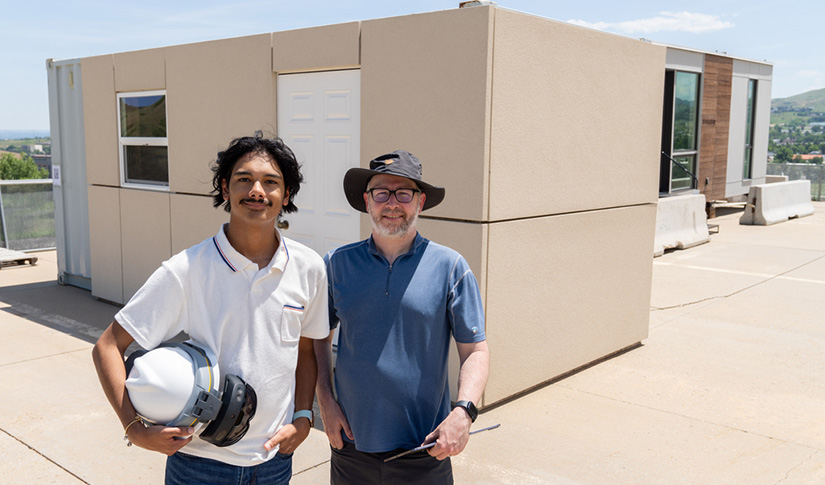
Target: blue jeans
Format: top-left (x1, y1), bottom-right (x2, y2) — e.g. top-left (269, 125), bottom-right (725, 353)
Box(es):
top-left (165, 451), bottom-right (293, 485)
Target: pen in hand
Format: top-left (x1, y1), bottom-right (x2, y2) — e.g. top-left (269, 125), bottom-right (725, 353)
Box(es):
top-left (383, 423), bottom-right (501, 463)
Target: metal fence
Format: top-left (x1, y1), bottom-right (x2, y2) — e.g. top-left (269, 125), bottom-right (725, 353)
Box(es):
top-left (0, 179), bottom-right (56, 251)
top-left (766, 163), bottom-right (824, 201)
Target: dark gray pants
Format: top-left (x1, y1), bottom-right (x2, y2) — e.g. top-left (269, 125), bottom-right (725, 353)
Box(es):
top-left (330, 442), bottom-right (453, 485)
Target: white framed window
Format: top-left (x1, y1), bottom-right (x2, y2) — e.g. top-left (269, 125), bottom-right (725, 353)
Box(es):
top-left (117, 90), bottom-right (169, 189)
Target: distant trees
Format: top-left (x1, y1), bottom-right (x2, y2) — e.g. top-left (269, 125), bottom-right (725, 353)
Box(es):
top-left (0, 153), bottom-right (49, 180)
top-left (774, 145), bottom-right (794, 162)
top-left (788, 118), bottom-right (807, 129)
top-left (769, 120), bottom-right (825, 163)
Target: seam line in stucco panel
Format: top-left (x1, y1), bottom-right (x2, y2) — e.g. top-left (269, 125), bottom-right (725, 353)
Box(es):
top-left (91, 183), bottom-right (212, 198)
top-left (420, 202), bottom-right (656, 225)
top-left (117, 189), bottom-right (125, 304)
top-left (173, 191), bottom-right (213, 198)
top-left (485, 6), bottom-right (497, 225)
top-left (481, 9), bottom-right (497, 410)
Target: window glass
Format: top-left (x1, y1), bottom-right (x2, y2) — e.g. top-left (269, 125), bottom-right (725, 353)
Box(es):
top-left (119, 95), bottom-right (166, 138)
top-left (743, 80), bottom-right (757, 179)
top-left (673, 72), bottom-right (699, 151)
top-left (671, 155), bottom-right (695, 191)
top-left (123, 146), bottom-right (169, 185)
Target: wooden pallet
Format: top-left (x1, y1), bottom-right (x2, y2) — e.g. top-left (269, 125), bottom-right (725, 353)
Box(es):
top-left (0, 247), bottom-right (38, 268)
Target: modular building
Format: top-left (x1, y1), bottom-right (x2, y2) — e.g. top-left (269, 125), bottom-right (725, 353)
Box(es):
top-left (659, 45), bottom-right (772, 209)
top-left (47, 3), bottom-right (770, 408)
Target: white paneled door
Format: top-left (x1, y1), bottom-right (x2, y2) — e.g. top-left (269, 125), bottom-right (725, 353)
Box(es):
top-left (277, 70), bottom-right (361, 257)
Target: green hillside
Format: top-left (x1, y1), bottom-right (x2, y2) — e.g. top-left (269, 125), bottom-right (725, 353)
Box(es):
top-left (771, 88), bottom-right (825, 125)
top-left (772, 88), bottom-right (825, 111)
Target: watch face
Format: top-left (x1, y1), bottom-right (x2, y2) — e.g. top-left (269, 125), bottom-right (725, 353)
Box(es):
top-left (455, 400), bottom-right (478, 421)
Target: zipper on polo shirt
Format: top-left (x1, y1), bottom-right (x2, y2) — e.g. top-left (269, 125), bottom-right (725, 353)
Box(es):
top-left (385, 263), bottom-right (392, 296)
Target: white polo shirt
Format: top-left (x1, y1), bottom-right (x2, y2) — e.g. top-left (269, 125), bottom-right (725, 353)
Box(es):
top-left (116, 224), bottom-right (329, 466)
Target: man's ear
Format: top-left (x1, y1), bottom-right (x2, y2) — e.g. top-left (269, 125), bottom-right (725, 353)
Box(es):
top-left (363, 191), bottom-right (370, 211)
top-left (418, 192), bottom-right (427, 212)
top-left (221, 179), bottom-right (229, 200)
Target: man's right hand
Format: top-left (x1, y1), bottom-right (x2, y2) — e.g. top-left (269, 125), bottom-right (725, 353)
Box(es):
top-left (317, 398), bottom-right (353, 449)
top-left (127, 424), bottom-right (195, 456)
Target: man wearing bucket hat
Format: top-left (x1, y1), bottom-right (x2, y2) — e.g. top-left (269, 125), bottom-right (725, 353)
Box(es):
top-left (92, 134), bottom-right (329, 484)
top-left (315, 150), bottom-right (490, 483)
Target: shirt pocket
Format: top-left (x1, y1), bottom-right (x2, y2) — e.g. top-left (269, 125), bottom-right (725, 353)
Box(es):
top-left (281, 305), bottom-right (304, 343)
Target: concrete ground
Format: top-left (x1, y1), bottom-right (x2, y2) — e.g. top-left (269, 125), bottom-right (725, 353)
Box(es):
top-left (1, 202), bottom-right (823, 484)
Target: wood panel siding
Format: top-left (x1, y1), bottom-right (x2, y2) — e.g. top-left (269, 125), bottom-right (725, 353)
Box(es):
top-left (699, 55), bottom-right (733, 203)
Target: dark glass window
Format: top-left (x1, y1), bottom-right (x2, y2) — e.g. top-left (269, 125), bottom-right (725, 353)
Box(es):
top-left (123, 146), bottom-right (169, 185)
top-left (743, 80), bottom-right (757, 179)
top-left (119, 95), bottom-right (167, 137)
top-left (673, 72), bottom-right (699, 152)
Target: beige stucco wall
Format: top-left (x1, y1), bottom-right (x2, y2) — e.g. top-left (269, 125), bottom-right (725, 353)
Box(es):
top-left (272, 22), bottom-right (360, 73)
top-left (76, 5), bottom-right (662, 408)
top-left (119, 190), bottom-right (172, 300)
top-left (87, 185), bottom-right (122, 303)
top-left (480, 13), bottom-right (661, 405)
top-left (82, 55), bottom-right (118, 186)
top-left (170, 194), bottom-right (230, 254)
top-left (113, 48), bottom-right (166, 93)
top-left (489, 10), bottom-right (665, 220)
top-left (484, 205), bottom-right (656, 403)
top-left (361, 7), bottom-right (494, 222)
top-left (165, 34), bottom-right (275, 196)
top-left (358, 7), bottom-right (662, 407)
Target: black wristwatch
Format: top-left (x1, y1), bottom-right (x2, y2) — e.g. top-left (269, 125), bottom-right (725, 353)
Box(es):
top-left (452, 400), bottom-right (478, 422)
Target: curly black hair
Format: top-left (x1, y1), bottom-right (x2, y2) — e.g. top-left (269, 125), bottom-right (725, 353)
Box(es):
top-left (211, 133), bottom-right (303, 214)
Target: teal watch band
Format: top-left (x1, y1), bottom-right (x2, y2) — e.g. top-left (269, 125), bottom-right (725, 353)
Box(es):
top-left (293, 409), bottom-right (314, 426)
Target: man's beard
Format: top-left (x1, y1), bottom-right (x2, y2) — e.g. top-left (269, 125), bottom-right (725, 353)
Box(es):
top-left (370, 208), bottom-right (419, 238)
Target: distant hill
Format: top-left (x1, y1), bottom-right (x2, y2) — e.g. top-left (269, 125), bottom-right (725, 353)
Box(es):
top-left (0, 130), bottom-right (49, 140)
top-left (771, 88), bottom-right (825, 125)
top-left (772, 88), bottom-right (825, 111)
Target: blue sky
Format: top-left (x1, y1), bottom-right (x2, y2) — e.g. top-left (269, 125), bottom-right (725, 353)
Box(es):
top-left (2, 0), bottom-right (821, 131)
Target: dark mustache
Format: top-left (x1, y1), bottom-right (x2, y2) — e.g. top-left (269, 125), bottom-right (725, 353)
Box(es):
top-left (241, 198), bottom-right (272, 206)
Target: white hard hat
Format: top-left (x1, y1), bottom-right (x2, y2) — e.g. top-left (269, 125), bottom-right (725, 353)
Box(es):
top-left (125, 343), bottom-right (218, 425)
top-left (125, 341), bottom-right (257, 447)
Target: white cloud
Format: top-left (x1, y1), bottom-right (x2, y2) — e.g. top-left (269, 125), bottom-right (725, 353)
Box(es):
top-left (567, 11), bottom-right (734, 35)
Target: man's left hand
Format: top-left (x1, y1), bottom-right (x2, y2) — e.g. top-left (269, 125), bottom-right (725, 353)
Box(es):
top-left (264, 418), bottom-right (311, 454)
top-left (423, 407), bottom-right (472, 461)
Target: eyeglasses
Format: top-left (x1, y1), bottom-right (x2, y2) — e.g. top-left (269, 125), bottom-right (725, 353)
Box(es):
top-left (367, 188), bottom-right (420, 203)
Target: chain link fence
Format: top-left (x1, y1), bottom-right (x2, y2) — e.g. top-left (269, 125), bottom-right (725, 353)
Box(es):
top-left (0, 179), bottom-right (56, 251)
top-left (766, 163), bottom-right (824, 201)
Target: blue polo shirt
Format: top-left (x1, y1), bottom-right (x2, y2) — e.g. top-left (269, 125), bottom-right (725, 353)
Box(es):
top-left (325, 233), bottom-right (485, 452)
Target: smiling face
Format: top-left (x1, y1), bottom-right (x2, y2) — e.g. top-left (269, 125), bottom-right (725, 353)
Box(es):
top-left (221, 151), bottom-right (289, 228)
top-left (364, 173), bottom-right (426, 239)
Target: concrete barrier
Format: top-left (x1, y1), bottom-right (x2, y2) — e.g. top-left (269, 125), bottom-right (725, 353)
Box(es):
top-left (653, 193), bottom-right (709, 257)
top-left (740, 180), bottom-right (814, 225)
top-left (765, 174), bottom-right (789, 183)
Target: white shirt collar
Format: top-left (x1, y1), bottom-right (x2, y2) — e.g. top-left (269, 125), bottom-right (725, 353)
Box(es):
top-left (213, 223), bottom-right (289, 273)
